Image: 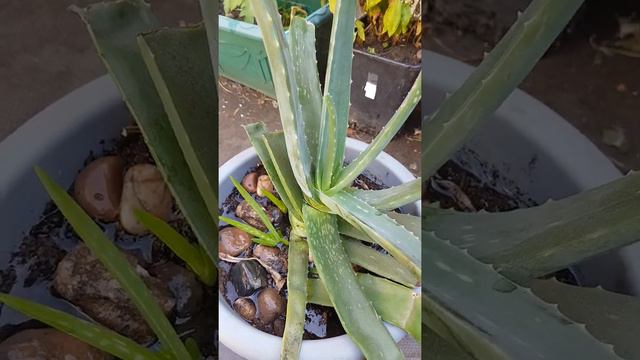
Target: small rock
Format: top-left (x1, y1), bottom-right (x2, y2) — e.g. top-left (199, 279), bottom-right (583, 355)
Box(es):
top-left (52, 245), bottom-right (175, 344)
top-left (120, 164), bottom-right (173, 235)
top-left (242, 172), bottom-right (258, 193)
top-left (253, 245), bottom-right (287, 274)
top-left (233, 297), bottom-right (256, 322)
top-left (235, 201), bottom-right (283, 231)
top-left (219, 227), bottom-right (253, 256)
top-left (0, 328), bottom-right (110, 360)
top-left (74, 156), bottom-right (125, 222)
top-left (256, 175), bottom-right (274, 197)
top-left (229, 260), bottom-right (268, 297)
top-left (151, 262), bottom-right (203, 318)
top-left (257, 288), bottom-right (285, 324)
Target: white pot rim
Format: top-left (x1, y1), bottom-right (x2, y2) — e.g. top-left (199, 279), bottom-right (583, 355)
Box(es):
top-left (218, 138), bottom-right (418, 360)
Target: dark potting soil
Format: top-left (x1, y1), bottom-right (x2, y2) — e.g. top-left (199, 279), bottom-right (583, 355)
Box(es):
top-left (219, 164), bottom-right (386, 339)
top-left (354, 23), bottom-right (421, 65)
top-left (0, 129), bottom-right (217, 356)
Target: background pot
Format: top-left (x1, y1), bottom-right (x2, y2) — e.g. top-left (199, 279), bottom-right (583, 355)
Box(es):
top-left (350, 49), bottom-right (421, 134)
top-left (218, 138), bottom-right (417, 360)
top-left (219, 0), bottom-right (331, 98)
top-left (424, 50), bottom-right (640, 295)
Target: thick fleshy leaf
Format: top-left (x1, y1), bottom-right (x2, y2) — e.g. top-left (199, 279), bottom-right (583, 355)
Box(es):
top-left (249, 0), bottom-right (314, 197)
top-left (197, 0), bottom-right (218, 81)
top-left (138, 25), bottom-right (217, 223)
top-left (322, 0), bottom-right (357, 175)
top-left (0, 293), bottom-right (160, 360)
top-left (289, 17), bottom-right (323, 169)
top-left (280, 235), bottom-right (309, 359)
top-left (349, 178), bottom-right (421, 211)
top-left (323, 191), bottom-right (421, 276)
top-left (303, 205), bottom-right (402, 359)
top-left (424, 236), bottom-right (617, 360)
top-left (316, 94), bottom-right (337, 190)
top-left (36, 168), bottom-right (190, 359)
top-left (422, 0), bottom-right (584, 178)
top-left (343, 237), bottom-right (418, 287)
top-left (423, 171), bottom-right (640, 284)
top-left (244, 124), bottom-right (302, 220)
top-left (532, 279), bottom-right (640, 359)
top-left (423, 328), bottom-right (473, 360)
top-left (308, 273), bottom-right (420, 341)
top-left (330, 73), bottom-right (421, 192)
top-left (72, 0), bottom-right (218, 265)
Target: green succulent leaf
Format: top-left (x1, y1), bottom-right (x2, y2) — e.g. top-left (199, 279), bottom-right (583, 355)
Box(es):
top-left (281, 235), bottom-right (309, 359)
top-left (137, 24), bottom-right (218, 224)
top-left (423, 328), bottom-right (474, 360)
top-left (424, 235), bottom-right (618, 360)
top-left (249, 0), bottom-right (314, 197)
top-left (72, 0), bottom-right (218, 265)
top-left (230, 176), bottom-right (283, 243)
top-left (323, 191), bottom-right (421, 276)
top-left (244, 124), bottom-right (303, 220)
top-left (0, 293), bottom-right (161, 360)
top-left (134, 209), bottom-right (215, 286)
top-left (343, 237), bottom-right (418, 287)
top-left (35, 167), bottom-right (190, 359)
top-left (289, 16), bottom-right (323, 169)
top-left (349, 178), bottom-right (421, 211)
top-left (532, 279), bottom-right (640, 359)
top-left (197, 0), bottom-right (218, 81)
top-left (331, 72), bottom-right (421, 192)
top-left (317, 94), bottom-right (338, 190)
top-left (322, 0), bottom-right (357, 175)
top-left (308, 273), bottom-right (420, 341)
top-left (260, 187), bottom-right (287, 214)
top-left (423, 171), bottom-right (640, 285)
top-left (422, 0), bottom-right (585, 179)
top-left (303, 205), bottom-right (402, 359)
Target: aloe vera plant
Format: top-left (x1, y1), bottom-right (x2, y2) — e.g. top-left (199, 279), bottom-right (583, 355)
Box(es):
top-left (0, 0), bottom-right (219, 358)
top-left (218, 0), bottom-right (421, 356)
top-left (423, 0), bottom-right (640, 358)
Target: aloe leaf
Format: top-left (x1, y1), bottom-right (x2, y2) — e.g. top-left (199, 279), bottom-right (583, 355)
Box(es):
top-left (72, 0), bottom-right (218, 265)
top-left (185, 337), bottom-right (203, 360)
top-left (322, 0), bottom-right (357, 175)
top-left (331, 73), bottom-right (421, 192)
top-left (532, 279), bottom-right (640, 359)
top-left (230, 176), bottom-right (282, 242)
top-left (343, 237), bottom-right (418, 287)
top-left (134, 209), bottom-right (215, 286)
top-left (35, 168), bottom-right (190, 359)
top-left (249, 0), bottom-right (314, 197)
top-left (424, 235), bottom-right (618, 359)
top-left (197, 0), bottom-right (218, 81)
top-left (137, 25), bottom-right (218, 223)
top-left (323, 191), bottom-right (421, 276)
top-left (422, 0), bottom-right (584, 179)
top-left (307, 273), bottom-right (420, 341)
top-left (316, 94), bottom-right (337, 190)
top-left (423, 328), bottom-right (474, 360)
top-left (289, 16), bottom-right (323, 169)
top-left (280, 235), bottom-right (309, 359)
top-left (219, 215), bottom-right (279, 246)
top-left (244, 124), bottom-right (302, 220)
top-left (0, 293), bottom-right (160, 360)
top-left (423, 171), bottom-right (640, 284)
top-left (339, 212), bottom-right (420, 241)
top-left (349, 178), bottom-right (421, 211)
top-left (260, 187), bottom-right (287, 214)
top-left (303, 205), bottom-right (403, 359)
top-left (262, 131), bottom-right (305, 219)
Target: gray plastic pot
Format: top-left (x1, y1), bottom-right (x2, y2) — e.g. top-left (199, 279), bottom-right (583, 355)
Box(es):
top-left (424, 50), bottom-right (640, 294)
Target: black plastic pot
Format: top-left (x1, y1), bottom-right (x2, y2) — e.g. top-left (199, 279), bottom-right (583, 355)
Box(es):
top-left (349, 49), bottom-right (421, 134)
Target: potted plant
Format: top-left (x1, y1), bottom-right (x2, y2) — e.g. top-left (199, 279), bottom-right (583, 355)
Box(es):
top-left (220, 0), bottom-right (332, 97)
top-left (348, 0), bottom-right (421, 133)
top-left (423, 0), bottom-right (640, 358)
top-left (217, 0), bottom-right (421, 358)
top-left (0, 0), bottom-right (219, 358)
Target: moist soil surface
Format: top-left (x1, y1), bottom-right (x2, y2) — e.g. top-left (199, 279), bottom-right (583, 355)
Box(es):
top-left (0, 125), bottom-right (217, 356)
top-left (219, 165), bottom-right (384, 339)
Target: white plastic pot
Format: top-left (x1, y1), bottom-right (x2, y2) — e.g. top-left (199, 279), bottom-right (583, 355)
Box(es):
top-left (218, 137), bottom-right (418, 360)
